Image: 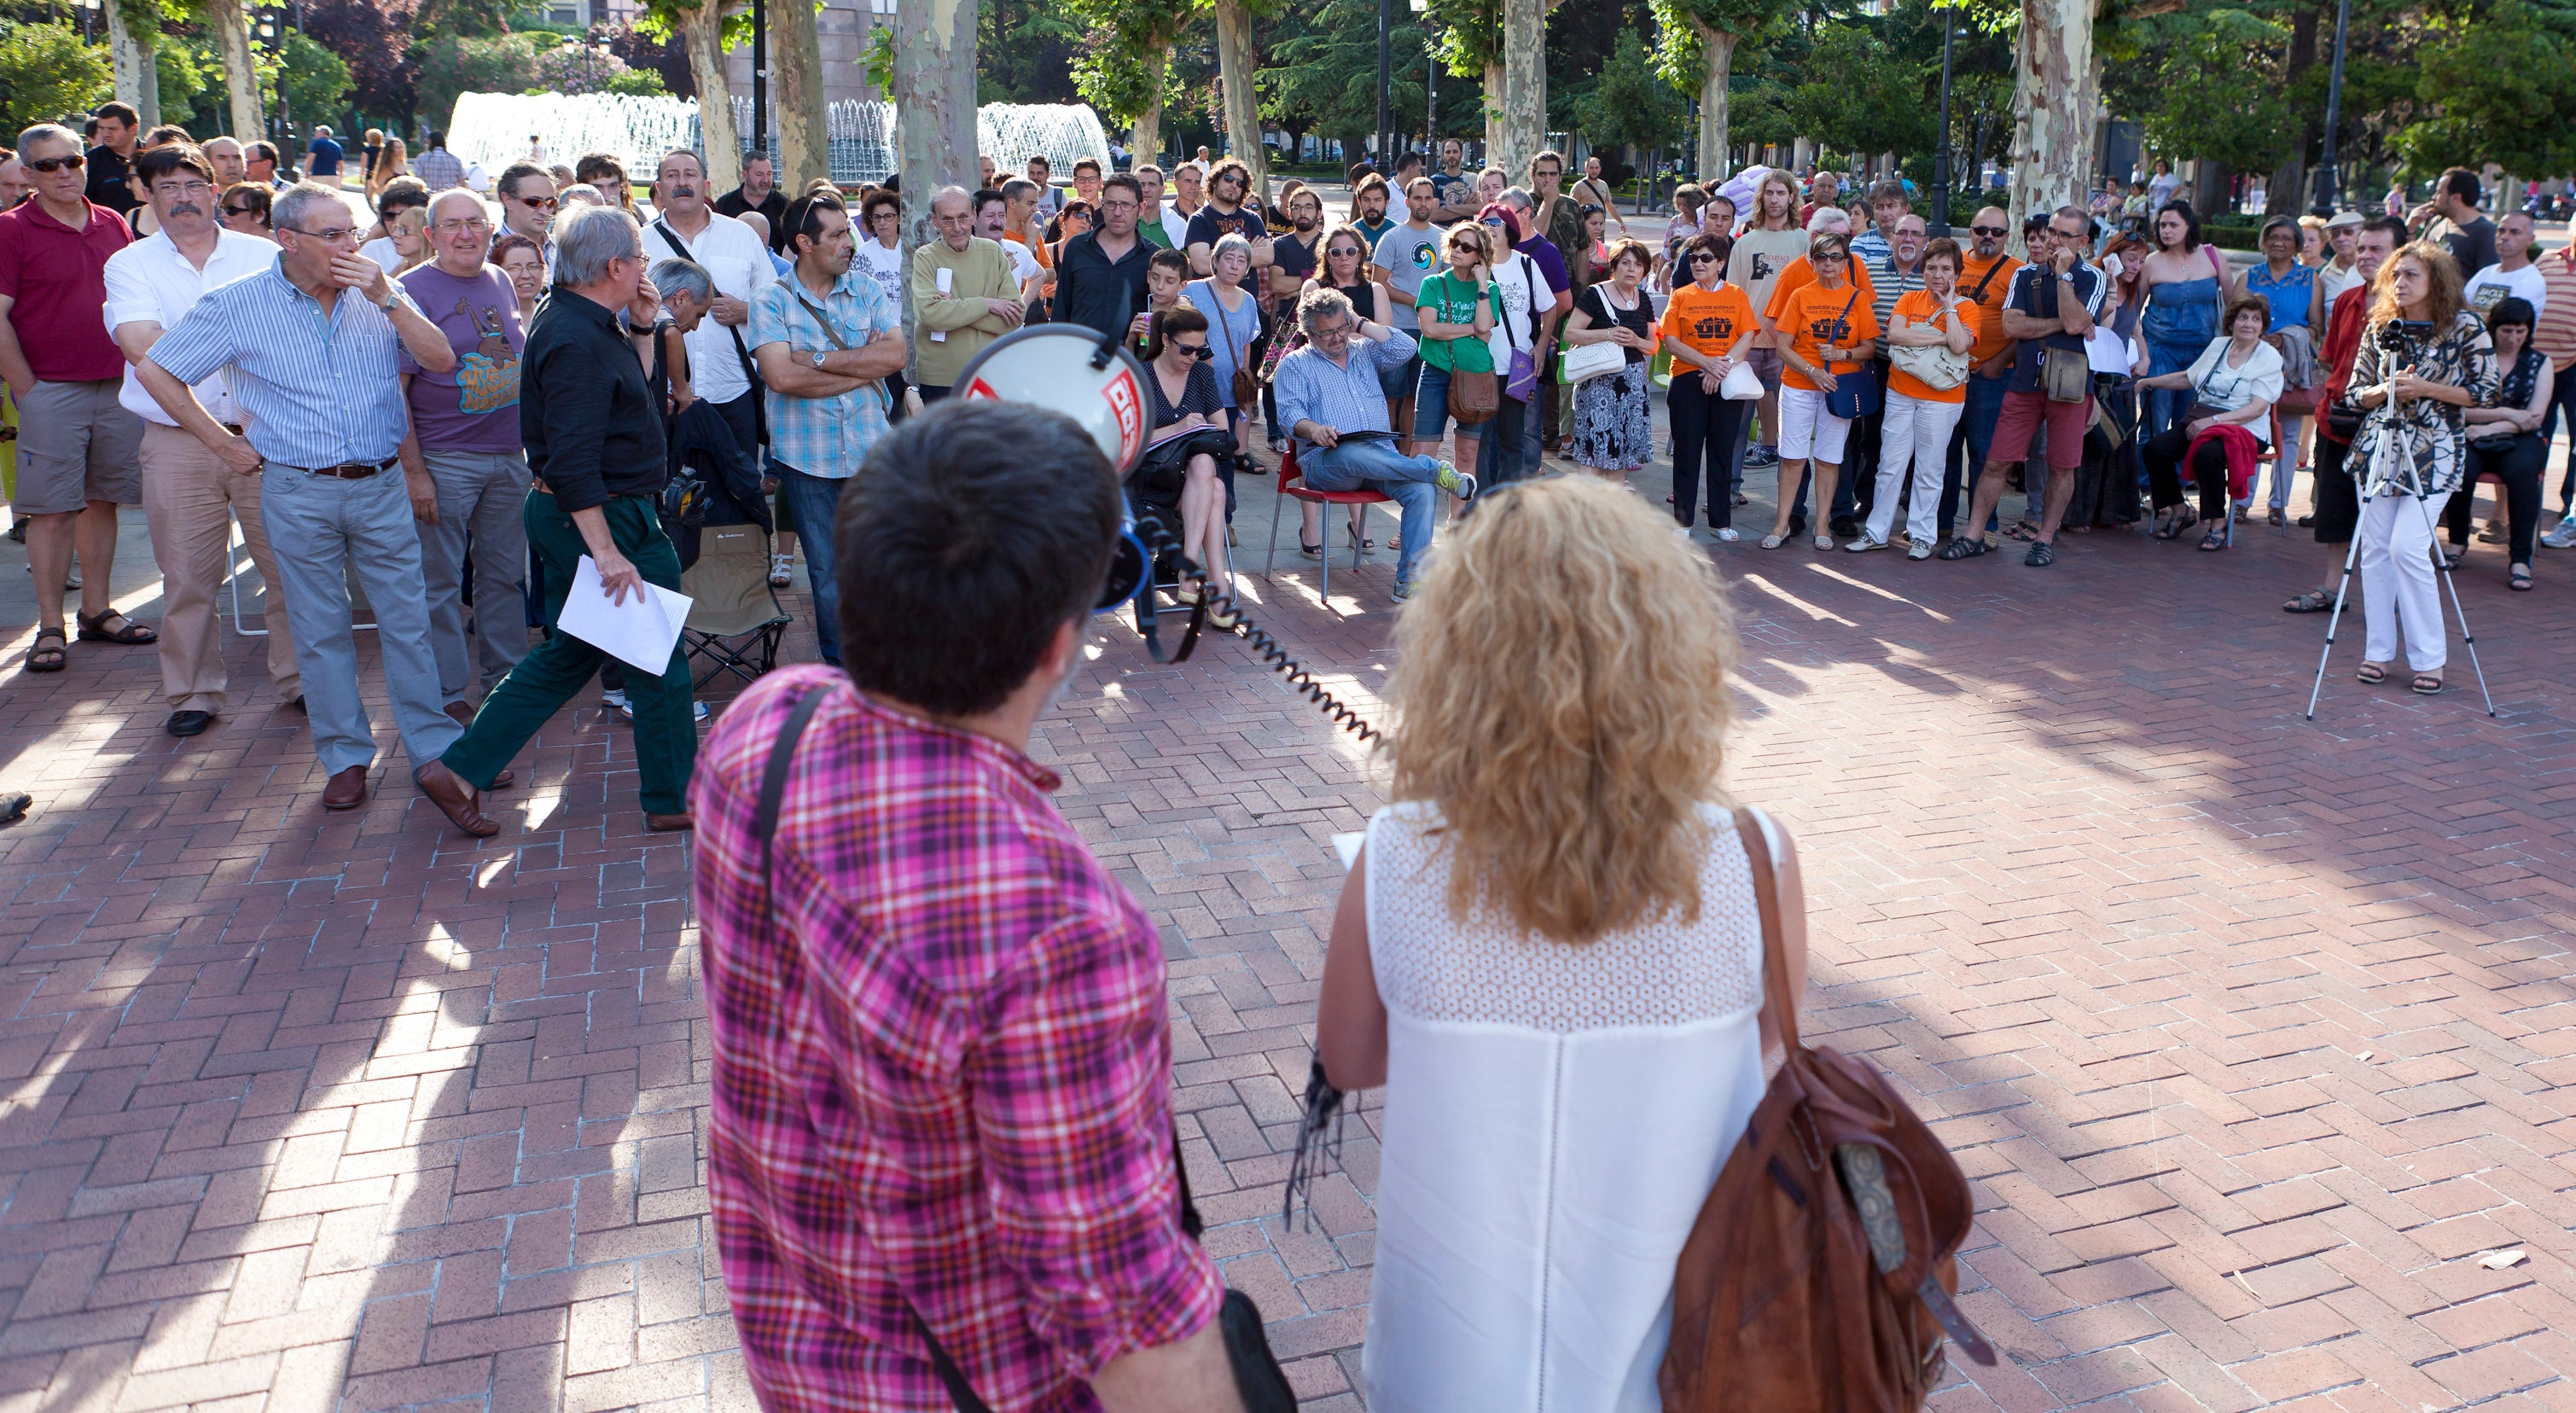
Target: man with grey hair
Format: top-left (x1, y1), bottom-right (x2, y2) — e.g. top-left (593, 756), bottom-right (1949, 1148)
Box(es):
top-left (1, 121), bottom-right (149, 677)
top-left (646, 148), bottom-right (775, 461)
top-left (426, 203), bottom-right (699, 835)
top-left (137, 182), bottom-right (474, 817)
top-left (1850, 177), bottom-right (1910, 267)
top-left (910, 184), bottom-right (1021, 400)
top-left (1272, 287), bottom-right (1474, 601)
top-left (398, 185), bottom-right (532, 725)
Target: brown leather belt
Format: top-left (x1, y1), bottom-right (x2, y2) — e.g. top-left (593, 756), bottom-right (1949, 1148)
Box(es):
top-left (276, 456), bottom-right (398, 480)
top-left (532, 478), bottom-right (554, 495)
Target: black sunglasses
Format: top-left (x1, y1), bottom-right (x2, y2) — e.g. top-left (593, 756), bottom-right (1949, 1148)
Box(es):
top-left (28, 154), bottom-right (84, 173)
top-left (1969, 224), bottom-right (2008, 237)
top-left (1171, 341), bottom-right (1213, 360)
top-left (223, 205), bottom-right (260, 217)
top-left (1688, 252), bottom-right (1720, 264)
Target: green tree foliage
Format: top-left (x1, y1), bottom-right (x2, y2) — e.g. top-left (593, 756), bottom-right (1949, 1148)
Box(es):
top-left (1784, 19), bottom-right (1934, 160)
top-left (0, 21), bottom-right (113, 136)
top-left (2398, 0), bottom-right (2576, 173)
top-left (1064, 0), bottom-right (1192, 132)
top-left (979, 0), bottom-right (1084, 103)
top-left (1572, 30), bottom-right (1687, 156)
top-left (412, 32), bottom-right (544, 124)
top-left (1259, 0), bottom-right (1439, 154)
top-left (270, 32), bottom-right (352, 123)
top-left (2136, 9), bottom-right (2299, 175)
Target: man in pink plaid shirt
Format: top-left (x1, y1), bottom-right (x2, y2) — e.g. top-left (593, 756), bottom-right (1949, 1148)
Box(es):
top-left (691, 403), bottom-right (1246, 1412)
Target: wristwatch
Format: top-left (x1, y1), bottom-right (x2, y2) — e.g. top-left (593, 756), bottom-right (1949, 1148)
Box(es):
top-left (374, 288), bottom-right (400, 311)
top-left (810, 349), bottom-right (827, 369)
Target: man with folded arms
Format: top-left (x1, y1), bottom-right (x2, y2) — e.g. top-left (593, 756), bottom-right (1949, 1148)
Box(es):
top-left (103, 142), bottom-right (295, 736)
top-left (908, 184), bottom-right (1021, 401)
top-left (137, 183), bottom-right (473, 817)
top-left (424, 203), bottom-right (699, 836)
top-left (398, 188), bottom-right (531, 724)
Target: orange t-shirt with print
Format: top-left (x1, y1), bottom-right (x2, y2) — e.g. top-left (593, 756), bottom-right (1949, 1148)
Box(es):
top-left (1660, 281), bottom-right (1758, 364)
top-left (1774, 281), bottom-right (1881, 393)
top-left (1956, 252), bottom-right (2022, 363)
top-left (1762, 256), bottom-right (1878, 329)
top-left (1883, 288), bottom-right (1972, 404)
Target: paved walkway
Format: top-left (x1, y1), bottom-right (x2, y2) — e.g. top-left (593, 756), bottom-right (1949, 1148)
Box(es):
top-left (3, 442), bottom-right (2573, 1411)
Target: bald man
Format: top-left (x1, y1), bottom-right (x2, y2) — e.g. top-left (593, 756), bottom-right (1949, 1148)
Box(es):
top-left (908, 184), bottom-right (1023, 399)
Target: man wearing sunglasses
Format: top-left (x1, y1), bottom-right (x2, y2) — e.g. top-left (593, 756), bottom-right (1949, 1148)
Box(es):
top-left (1939, 206), bottom-right (2102, 567)
top-left (0, 123), bottom-right (151, 677)
top-left (1937, 206), bottom-right (2023, 540)
top-left (136, 182), bottom-right (469, 818)
top-left (103, 142), bottom-right (295, 735)
top-left (493, 163), bottom-right (559, 257)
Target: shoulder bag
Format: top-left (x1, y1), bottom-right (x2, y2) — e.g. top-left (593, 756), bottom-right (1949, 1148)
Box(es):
top-left (1438, 276), bottom-right (1498, 425)
top-left (2030, 272), bottom-right (2092, 404)
top-left (1821, 288), bottom-right (1884, 420)
top-left (1202, 283), bottom-right (1261, 410)
top-left (750, 687), bottom-right (1299, 1413)
top-left (1501, 254), bottom-right (1544, 403)
top-left (788, 286), bottom-right (893, 421)
top-left (652, 219), bottom-right (770, 449)
top-left (1660, 808), bottom-right (1997, 1412)
top-left (1558, 287), bottom-right (1630, 385)
top-left (1887, 296), bottom-right (1972, 392)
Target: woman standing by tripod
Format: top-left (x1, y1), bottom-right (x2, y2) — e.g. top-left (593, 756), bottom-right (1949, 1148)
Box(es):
top-left (2346, 242), bottom-right (2497, 695)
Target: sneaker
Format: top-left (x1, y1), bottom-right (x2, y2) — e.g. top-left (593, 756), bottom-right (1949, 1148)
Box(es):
top-left (1392, 579), bottom-right (1416, 602)
top-left (612, 695), bottom-right (711, 723)
top-left (1714, 526), bottom-right (1741, 542)
top-left (1845, 535), bottom-right (1887, 553)
top-left (1745, 444), bottom-right (1781, 468)
top-left (1433, 461), bottom-right (1478, 501)
top-left (601, 688), bottom-right (630, 712)
top-left (2545, 517), bottom-right (2576, 550)
top-left (1907, 541), bottom-right (1933, 561)
top-left (768, 553), bottom-right (794, 588)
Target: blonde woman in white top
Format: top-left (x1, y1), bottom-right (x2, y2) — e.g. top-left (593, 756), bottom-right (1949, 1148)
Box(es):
top-left (1316, 475), bottom-right (1810, 1412)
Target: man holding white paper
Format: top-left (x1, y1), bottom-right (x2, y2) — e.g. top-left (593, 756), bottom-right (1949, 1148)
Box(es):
top-left (909, 184), bottom-right (1021, 403)
top-left (420, 203), bottom-right (701, 836)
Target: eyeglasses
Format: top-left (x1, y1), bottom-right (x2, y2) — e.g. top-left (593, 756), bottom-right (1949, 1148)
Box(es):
top-left (27, 154), bottom-right (84, 173)
top-left (284, 225), bottom-right (356, 243)
top-left (1327, 246), bottom-right (1364, 259)
top-left (434, 217), bottom-right (491, 234)
top-left (1688, 252), bottom-right (1720, 264)
top-left (1969, 224), bottom-right (2008, 237)
top-left (515, 195), bottom-right (558, 211)
top-left (1815, 253), bottom-right (1849, 263)
top-left (223, 205), bottom-right (260, 218)
top-left (151, 180), bottom-right (213, 199)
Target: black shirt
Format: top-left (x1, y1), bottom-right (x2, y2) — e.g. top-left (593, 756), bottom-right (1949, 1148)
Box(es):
top-left (716, 187), bottom-right (791, 253)
top-left (2442, 216), bottom-right (2498, 278)
top-left (85, 145), bottom-right (137, 215)
top-left (1050, 230), bottom-right (1155, 342)
top-left (521, 289), bottom-right (669, 512)
top-left (1183, 204), bottom-right (1267, 254)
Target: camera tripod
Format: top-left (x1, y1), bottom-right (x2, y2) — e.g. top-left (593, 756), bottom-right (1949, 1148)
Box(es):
top-left (2302, 413), bottom-right (2497, 720)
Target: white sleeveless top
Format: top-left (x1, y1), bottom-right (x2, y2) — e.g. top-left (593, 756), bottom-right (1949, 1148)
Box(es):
top-left (1362, 800), bottom-right (1774, 1412)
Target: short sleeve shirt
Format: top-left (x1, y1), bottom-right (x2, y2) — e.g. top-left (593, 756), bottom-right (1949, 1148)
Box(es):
top-left (1374, 224), bottom-right (1445, 331)
top-left (1956, 252), bottom-right (2025, 364)
top-left (397, 263), bottom-right (527, 453)
top-left (1659, 281), bottom-right (1756, 362)
top-left (1885, 289), bottom-right (1970, 404)
top-left (2004, 263), bottom-right (2108, 393)
top-left (1183, 205), bottom-right (1267, 254)
top-left (1414, 270), bottom-right (1496, 374)
top-left (0, 200), bottom-right (134, 382)
top-left (1774, 282), bottom-right (1881, 392)
top-left (748, 269), bottom-right (903, 479)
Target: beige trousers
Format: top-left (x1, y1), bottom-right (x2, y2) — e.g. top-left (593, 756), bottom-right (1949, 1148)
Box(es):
top-left (140, 422), bottom-right (300, 712)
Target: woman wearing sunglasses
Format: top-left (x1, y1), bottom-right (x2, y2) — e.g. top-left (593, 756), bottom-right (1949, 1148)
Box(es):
top-left (1659, 231), bottom-right (1757, 537)
top-left (1762, 232), bottom-right (1879, 550)
top-left (1136, 305), bottom-right (1236, 619)
top-left (218, 182), bottom-right (272, 237)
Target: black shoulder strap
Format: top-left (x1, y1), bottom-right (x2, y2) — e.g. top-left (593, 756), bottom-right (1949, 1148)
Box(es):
top-left (1969, 254), bottom-right (2009, 301)
top-left (751, 684), bottom-right (991, 1413)
top-left (655, 218), bottom-right (770, 446)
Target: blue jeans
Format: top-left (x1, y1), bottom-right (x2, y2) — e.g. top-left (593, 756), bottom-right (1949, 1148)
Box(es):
top-left (1301, 439), bottom-right (1444, 586)
top-left (775, 463), bottom-right (848, 665)
top-left (1939, 372), bottom-right (2011, 536)
top-left (1476, 394), bottom-right (1532, 487)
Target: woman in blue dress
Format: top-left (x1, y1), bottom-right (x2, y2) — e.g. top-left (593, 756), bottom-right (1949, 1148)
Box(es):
top-left (2138, 201), bottom-right (2224, 441)
top-left (2238, 215), bottom-right (2328, 524)
top-left (1183, 232), bottom-right (1265, 524)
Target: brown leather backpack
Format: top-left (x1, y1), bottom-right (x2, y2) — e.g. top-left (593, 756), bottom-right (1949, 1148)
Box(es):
top-left (1660, 813), bottom-right (1997, 1412)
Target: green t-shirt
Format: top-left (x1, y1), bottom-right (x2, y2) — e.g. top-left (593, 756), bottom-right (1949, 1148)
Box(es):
top-left (1416, 270), bottom-right (1497, 374)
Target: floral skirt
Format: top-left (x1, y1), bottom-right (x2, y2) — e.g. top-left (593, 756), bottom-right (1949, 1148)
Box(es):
top-left (1571, 363), bottom-right (1652, 470)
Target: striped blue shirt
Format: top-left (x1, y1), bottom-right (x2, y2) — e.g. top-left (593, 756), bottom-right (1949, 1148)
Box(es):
top-left (146, 257), bottom-right (425, 468)
top-left (1272, 329), bottom-right (1421, 456)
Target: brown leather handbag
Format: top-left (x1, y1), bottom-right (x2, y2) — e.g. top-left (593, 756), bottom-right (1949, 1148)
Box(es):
top-left (1447, 366), bottom-right (1499, 426)
top-left (1660, 811), bottom-right (1996, 1413)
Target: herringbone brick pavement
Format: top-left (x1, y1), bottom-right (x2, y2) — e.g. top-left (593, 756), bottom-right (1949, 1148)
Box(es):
top-left (3, 461), bottom-right (2572, 1412)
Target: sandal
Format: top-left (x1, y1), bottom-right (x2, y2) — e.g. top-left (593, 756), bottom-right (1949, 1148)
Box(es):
top-left (1299, 538), bottom-right (1322, 559)
top-left (2197, 528), bottom-right (2229, 551)
top-left (1935, 536), bottom-right (1990, 561)
top-left (2509, 563), bottom-right (2533, 591)
top-left (26, 625), bottom-right (67, 673)
top-left (76, 609), bottom-right (157, 645)
top-left (2024, 540), bottom-right (2055, 567)
top-left (2411, 673), bottom-right (2443, 695)
top-left (2441, 546), bottom-right (2464, 570)
top-left (2282, 588), bottom-right (2335, 613)
top-left (2355, 662), bottom-right (2388, 685)
top-left (2154, 509), bottom-right (2197, 542)
top-left (2002, 519), bottom-right (2040, 543)
top-left (1760, 533), bottom-right (1787, 550)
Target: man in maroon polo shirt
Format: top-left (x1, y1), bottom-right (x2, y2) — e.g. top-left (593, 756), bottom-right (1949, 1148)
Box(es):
top-left (0, 122), bottom-right (154, 674)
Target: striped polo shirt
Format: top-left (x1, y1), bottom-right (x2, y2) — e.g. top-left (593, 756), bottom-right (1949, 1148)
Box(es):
top-left (147, 256), bottom-right (423, 468)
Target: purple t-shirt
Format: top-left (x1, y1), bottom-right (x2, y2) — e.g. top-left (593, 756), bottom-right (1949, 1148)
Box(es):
top-left (398, 264), bottom-right (526, 453)
top-left (1519, 235), bottom-right (1572, 303)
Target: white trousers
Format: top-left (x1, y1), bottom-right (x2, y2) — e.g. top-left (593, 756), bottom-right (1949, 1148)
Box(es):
top-left (2358, 492), bottom-right (2446, 672)
top-left (1866, 391), bottom-right (1966, 546)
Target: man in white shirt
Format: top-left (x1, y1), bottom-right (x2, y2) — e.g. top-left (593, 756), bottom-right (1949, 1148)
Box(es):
top-left (644, 148), bottom-right (776, 456)
top-left (101, 142), bottom-right (299, 736)
top-left (2463, 211), bottom-right (2545, 317)
top-left (975, 189), bottom-right (1044, 305)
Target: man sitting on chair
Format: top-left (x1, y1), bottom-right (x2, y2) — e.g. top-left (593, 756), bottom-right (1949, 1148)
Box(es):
top-left (1271, 288), bottom-right (1477, 602)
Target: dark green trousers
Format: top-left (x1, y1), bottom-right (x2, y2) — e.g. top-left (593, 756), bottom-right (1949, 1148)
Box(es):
top-left (442, 491), bottom-right (696, 815)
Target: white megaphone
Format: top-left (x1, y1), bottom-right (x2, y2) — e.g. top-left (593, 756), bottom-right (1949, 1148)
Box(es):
top-left (953, 323), bottom-right (1155, 611)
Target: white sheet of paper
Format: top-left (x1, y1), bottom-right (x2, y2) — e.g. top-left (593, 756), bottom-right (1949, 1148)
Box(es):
top-left (555, 555), bottom-right (693, 675)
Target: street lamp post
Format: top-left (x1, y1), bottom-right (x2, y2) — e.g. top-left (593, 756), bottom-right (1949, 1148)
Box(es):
top-left (2310, 0), bottom-right (2351, 216)
top-left (1376, 0), bottom-right (1391, 169)
top-left (1410, 0), bottom-right (1432, 153)
top-left (753, 0), bottom-right (769, 160)
top-left (1932, 20), bottom-right (1957, 230)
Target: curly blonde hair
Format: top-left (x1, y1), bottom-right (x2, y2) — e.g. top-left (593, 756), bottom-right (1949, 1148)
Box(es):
top-left (1384, 476), bottom-right (1739, 944)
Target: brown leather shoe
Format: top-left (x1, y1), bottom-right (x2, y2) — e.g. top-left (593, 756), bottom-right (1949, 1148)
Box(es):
top-left (322, 765), bottom-right (369, 811)
top-left (489, 768), bottom-right (516, 789)
top-left (414, 762), bottom-right (500, 837)
top-left (444, 701), bottom-right (475, 727)
top-left (644, 812), bottom-right (693, 833)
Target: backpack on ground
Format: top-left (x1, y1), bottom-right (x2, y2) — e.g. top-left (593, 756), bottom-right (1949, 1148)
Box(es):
top-left (1660, 811), bottom-right (1997, 1412)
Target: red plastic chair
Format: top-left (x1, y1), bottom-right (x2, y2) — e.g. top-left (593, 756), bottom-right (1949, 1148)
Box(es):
top-left (1264, 441), bottom-right (1393, 601)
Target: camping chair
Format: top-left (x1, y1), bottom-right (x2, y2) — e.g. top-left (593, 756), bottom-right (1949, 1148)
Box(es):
top-left (681, 523), bottom-right (788, 691)
top-left (1262, 442), bottom-right (1393, 602)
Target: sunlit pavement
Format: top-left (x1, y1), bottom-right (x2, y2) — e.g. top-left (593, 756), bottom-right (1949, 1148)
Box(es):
top-left (7, 378), bottom-right (2576, 1410)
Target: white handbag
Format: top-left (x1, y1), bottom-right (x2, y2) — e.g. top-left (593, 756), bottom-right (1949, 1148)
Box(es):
top-left (1888, 341), bottom-right (1971, 392)
top-left (1719, 361), bottom-right (1765, 400)
top-left (1558, 339), bottom-right (1626, 385)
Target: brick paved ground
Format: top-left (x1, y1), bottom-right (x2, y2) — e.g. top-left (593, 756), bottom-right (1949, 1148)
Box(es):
top-left (4, 444), bottom-right (2573, 1412)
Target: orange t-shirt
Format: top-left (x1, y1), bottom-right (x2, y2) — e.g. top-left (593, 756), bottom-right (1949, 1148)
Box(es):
top-left (1883, 288), bottom-right (1971, 404)
top-left (1763, 256), bottom-right (1877, 329)
top-left (1659, 281), bottom-right (1758, 363)
top-left (1956, 252), bottom-right (2022, 363)
top-left (1774, 282), bottom-right (1881, 393)
top-left (1005, 227), bottom-right (1053, 270)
